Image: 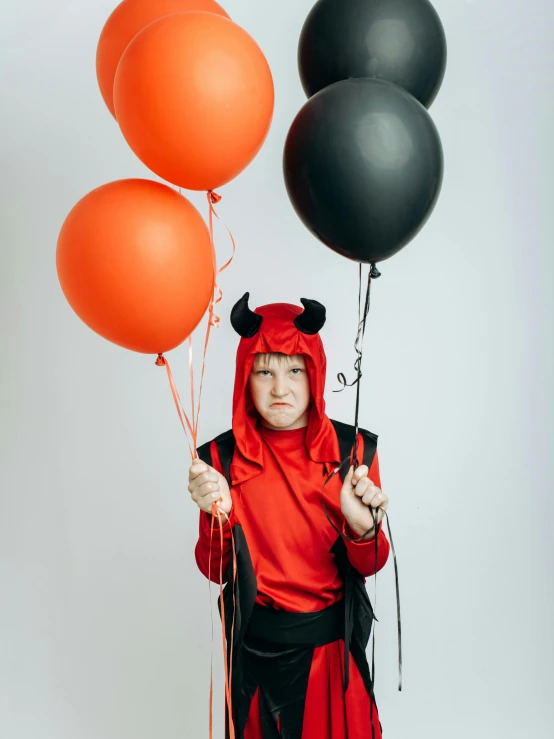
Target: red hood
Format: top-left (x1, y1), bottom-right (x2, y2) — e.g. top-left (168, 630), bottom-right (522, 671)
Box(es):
top-left (230, 298), bottom-right (338, 485)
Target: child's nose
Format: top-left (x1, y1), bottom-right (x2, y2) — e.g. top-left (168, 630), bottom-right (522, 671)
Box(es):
top-left (272, 378), bottom-right (288, 396)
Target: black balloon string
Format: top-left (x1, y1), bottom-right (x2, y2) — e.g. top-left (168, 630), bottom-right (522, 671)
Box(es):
top-left (323, 262), bottom-right (403, 693)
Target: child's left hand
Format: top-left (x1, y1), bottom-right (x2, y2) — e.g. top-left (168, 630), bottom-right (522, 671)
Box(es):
top-left (339, 465), bottom-right (388, 540)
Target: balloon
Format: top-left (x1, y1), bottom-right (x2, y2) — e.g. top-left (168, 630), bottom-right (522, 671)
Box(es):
top-left (57, 179), bottom-right (215, 354)
top-left (113, 12), bottom-right (274, 191)
top-left (96, 0), bottom-right (230, 118)
top-left (299, 0), bottom-right (447, 108)
top-left (283, 78), bottom-right (444, 264)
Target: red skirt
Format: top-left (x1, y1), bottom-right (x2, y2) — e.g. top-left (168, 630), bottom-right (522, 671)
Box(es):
top-left (243, 638), bottom-right (382, 739)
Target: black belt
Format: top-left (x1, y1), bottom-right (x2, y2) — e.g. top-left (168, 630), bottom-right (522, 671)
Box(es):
top-left (246, 598), bottom-right (345, 647)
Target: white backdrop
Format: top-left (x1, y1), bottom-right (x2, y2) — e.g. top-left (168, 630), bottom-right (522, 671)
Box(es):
top-left (1, 1), bottom-right (553, 737)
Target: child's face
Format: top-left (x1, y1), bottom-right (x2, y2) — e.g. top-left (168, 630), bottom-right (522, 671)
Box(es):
top-left (249, 353), bottom-right (311, 430)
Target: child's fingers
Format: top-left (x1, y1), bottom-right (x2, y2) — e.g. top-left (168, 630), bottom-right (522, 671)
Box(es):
top-left (197, 471), bottom-right (219, 486)
top-left (353, 477), bottom-right (372, 498)
top-left (198, 481), bottom-right (221, 499)
top-left (361, 490), bottom-right (387, 510)
top-left (352, 465), bottom-right (369, 484)
top-left (353, 474), bottom-right (379, 496)
top-left (189, 461), bottom-right (209, 481)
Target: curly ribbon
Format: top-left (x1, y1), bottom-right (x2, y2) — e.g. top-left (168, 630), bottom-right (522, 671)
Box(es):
top-left (156, 191), bottom-right (238, 738)
top-left (156, 190), bottom-right (236, 457)
top-left (191, 192), bottom-right (237, 447)
top-left (202, 192), bottom-right (238, 739)
top-left (155, 354), bottom-right (196, 457)
top-left (325, 263), bottom-right (403, 695)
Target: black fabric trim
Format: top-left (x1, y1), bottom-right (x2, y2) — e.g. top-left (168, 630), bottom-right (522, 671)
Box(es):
top-left (329, 418), bottom-right (378, 479)
top-left (240, 636), bottom-right (314, 738)
top-left (329, 417), bottom-right (379, 719)
top-left (208, 428), bottom-right (235, 485)
top-left (219, 524), bottom-right (257, 739)
top-left (196, 438), bottom-right (214, 468)
top-left (330, 537), bottom-right (376, 696)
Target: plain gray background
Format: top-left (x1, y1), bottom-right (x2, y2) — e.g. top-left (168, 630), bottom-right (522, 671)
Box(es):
top-left (1, 0), bottom-right (553, 737)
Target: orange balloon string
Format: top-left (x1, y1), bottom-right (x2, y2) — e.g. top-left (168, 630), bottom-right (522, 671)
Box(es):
top-left (155, 192), bottom-right (235, 455)
top-left (216, 508), bottom-right (235, 739)
top-left (205, 193), bottom-right (238, 736)
top-left (155, 353), bottom-right (196, 457)
top-left (208, 515), bottom-right (216, 739)
top-left (203, 195), bottom-right (238, 737)
top-left (228, 528), bottom-right (238, 701)
top-left (157, 192), bottom-right (238, 736)
top-left (188, 336), bottom-right (197, 442)
top-left (208, 190), bottom-right (237, 282)
top-left (173, 192), bottom-right (236, 457)
top-left (208, 504), bottom-right (237, 739)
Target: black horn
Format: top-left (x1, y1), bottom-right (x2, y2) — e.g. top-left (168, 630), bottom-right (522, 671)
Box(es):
top-left (294, 298), bottom-right (326, 334)
top-left (230, 292), bottom-right (263, 338)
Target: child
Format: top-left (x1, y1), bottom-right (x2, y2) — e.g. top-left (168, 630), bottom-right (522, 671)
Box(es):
top-left (188, 293), bottom-right (390, 739)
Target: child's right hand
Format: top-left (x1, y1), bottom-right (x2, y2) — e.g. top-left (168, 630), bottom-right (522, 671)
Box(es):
top-left (188, 458), bottom-right (233, 516)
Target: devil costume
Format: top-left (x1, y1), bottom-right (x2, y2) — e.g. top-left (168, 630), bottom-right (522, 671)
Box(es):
top-left (195, 294), bottom-right (390, 739)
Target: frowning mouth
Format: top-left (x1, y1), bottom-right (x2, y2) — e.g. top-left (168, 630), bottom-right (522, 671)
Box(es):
top-left (271, 403), bottom-right (292, 408)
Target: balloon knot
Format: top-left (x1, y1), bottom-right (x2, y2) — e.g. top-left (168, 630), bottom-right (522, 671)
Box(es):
top-left (370, 263), bottom-right (382, 279)
top-left (155, 353), bottom-right (166, 367)
top-left (208, 190), bottom-right (222, 205)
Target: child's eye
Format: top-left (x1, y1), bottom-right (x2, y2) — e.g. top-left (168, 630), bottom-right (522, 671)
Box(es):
top-left (290, 368), bottom-right (302, 375)
top-left (257, 370), bottom-right (271, 376)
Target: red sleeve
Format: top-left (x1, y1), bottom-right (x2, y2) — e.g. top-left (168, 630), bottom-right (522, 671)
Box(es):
top-left (194, 440), bottom-right (235, 584)
top-left (342, 446), bottom-right (391, 578)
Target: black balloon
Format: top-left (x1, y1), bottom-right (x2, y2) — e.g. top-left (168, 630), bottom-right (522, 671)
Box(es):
top-left (299, 0), bottom-right (447, 108)
top-left (283, 77), bottom-right (444, 264)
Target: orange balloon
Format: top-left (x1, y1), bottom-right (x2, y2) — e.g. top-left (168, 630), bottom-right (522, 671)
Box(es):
top-left (57, 179), bottom-right (215, 354)
top-left (113, 12), bottom-right (274, 191)
top-left (96, 0), bottom-right (230, 118)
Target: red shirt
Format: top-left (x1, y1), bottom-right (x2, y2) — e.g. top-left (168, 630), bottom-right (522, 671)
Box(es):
top-left (195, 424), bottom-right (390, 612)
